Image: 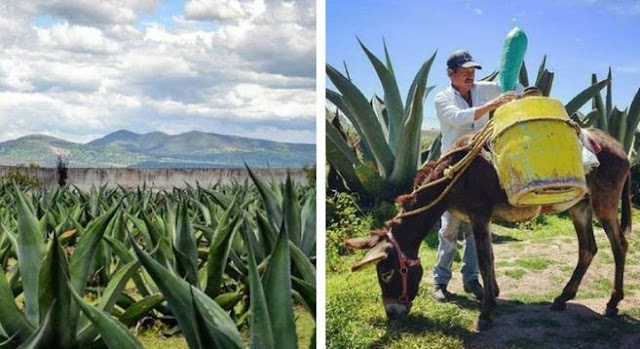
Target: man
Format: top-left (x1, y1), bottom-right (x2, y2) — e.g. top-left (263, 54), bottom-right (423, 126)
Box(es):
top-left (431, 50), bottom-right (521, 302)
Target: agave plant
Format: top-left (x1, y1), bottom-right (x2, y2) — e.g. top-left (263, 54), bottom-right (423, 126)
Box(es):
top-left (326, 39), bottom-right (436, 202)
top-left (0, 167), bottom-right (315, 348)
top-left (0, 186), bottom-right (143, 348)
top-left (570, 68), bottom-right (640, 164)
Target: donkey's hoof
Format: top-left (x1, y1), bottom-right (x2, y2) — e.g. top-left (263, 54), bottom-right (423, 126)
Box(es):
top-left (550, 302), bottom-right (566, 312)
top-left (604, 307), bottom-right (618, 317)
top-left (475, 318), bottom-right (493, 332)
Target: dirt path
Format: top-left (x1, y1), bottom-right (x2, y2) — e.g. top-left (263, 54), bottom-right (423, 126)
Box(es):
top-left (443, 226), bottom-right (640, 348)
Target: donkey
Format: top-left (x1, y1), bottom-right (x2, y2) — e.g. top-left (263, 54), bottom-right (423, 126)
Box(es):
top-left (346, 128), bottom-right (631, 330)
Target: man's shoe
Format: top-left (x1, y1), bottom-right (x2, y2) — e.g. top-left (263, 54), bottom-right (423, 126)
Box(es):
top-left (463, 280), bottom-right (484, 301)
top-left (430, 284), bottom-right (451, 302)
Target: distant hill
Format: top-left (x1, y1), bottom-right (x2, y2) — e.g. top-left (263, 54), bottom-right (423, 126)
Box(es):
top-left (0, 130), bottom-right (315, 168)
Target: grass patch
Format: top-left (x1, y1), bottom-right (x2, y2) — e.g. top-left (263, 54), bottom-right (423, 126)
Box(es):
top-left (504, 269), bottom-right (526, 280)
top-left (514, 256), bottom-right (555, 270)
top-left (327, 204), bottom-right (640, 348)
top-left (508, 291), bottom-right (558, 304)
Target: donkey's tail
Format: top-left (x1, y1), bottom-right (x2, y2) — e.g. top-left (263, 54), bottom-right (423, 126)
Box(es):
top-left (621, 171), bottom-right (632, 235)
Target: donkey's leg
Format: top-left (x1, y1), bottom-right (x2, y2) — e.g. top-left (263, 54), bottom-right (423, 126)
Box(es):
top-left (551, 199), bottom-right (597, 311)
top-left (598, 216), bottom-right (628, 317)
top-left (472, 216), bottom-right (496, 331)
top-left (490, 242), bottom-right (500, 297)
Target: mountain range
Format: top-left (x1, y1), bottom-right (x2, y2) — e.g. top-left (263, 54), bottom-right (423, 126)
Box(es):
top-left (0, 130), bottom-right (315, 168)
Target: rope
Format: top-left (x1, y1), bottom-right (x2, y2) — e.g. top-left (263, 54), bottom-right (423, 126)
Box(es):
top-left (395, 120), bottom-right (495, 220)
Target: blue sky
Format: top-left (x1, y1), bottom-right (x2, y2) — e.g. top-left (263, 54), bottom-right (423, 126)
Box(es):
top-left (327, 0), bottom-right (640, 129)
top-left (0, 0), bottom-right (315, 144)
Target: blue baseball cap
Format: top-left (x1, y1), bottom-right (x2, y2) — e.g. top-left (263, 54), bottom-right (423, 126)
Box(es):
top-left (447, 50), bottom-right (482, 70)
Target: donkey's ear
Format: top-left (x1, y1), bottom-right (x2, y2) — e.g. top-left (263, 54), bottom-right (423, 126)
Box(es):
top-left (345, 234), bottom-right (384, 250)
top-left (351, 240), bottom-right (392, 272)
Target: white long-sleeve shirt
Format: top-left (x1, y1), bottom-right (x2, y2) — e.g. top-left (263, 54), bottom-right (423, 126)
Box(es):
top-left (435, 81), bottom-right (523, 152)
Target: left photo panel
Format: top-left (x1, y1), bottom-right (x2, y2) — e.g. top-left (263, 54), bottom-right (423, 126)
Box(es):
top-left (0, 1), bottom-right (317, 348)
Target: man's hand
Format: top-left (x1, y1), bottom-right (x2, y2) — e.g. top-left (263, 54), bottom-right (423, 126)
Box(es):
top-left (492, 91), bottom-right (518, 109)
top-left (473, 91), bottom-right (518, 121)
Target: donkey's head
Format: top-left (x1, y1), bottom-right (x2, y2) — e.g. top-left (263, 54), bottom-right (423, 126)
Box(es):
top-left (346, 227), bottom-right (424, 319)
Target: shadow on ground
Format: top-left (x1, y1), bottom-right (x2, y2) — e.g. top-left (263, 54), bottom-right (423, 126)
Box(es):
top-left (467, 299), bottom-right (640, 349)
top-left (369, 298), bottom-right (640, 349)
top-left (368, 313), bottom-right (471, 349)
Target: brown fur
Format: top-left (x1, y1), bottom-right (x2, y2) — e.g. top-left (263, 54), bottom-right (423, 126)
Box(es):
top-left (347, 128), bottom-right (631, 329)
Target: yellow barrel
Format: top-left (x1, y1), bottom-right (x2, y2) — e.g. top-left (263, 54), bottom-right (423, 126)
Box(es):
top-left (491, 97), bottom-right (586, 206)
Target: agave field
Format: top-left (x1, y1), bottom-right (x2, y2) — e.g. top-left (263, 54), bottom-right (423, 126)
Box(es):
top-left (0, 169), bottom-right (315, 348)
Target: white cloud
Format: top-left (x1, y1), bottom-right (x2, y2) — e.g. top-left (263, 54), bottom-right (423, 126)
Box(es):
top-left (18, 0), bottom-right (138, 26)
top-left (36, 22), bottom-right (121, 54)
top-left (474, 8), bottom-right (483, 15)
top-left (184, 0), bottom-right (255, 22)
top-left (0, 0), bottom-right (316, 145)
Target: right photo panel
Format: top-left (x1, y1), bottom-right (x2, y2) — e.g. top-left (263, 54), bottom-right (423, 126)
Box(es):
top-left (325, 1), bottom-right (640, 348)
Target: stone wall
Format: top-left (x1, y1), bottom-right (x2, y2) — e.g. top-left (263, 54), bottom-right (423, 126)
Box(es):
top-left (0, 166), bottom-right (309, 190)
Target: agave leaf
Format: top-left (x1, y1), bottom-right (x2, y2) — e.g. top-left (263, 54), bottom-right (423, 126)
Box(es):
top-left (326, 87), bottom-right (375, 165)
top-left (424, 133), bottom-right (442, 164)
top-left (68, 201), bottom-right (121, 332)
top-left (118, 294), bottom-right (164, 327)
top-left (98, 260), bottom-right (139, 313)
top-left (382, 37), bottom-right (395, 77)
top-left (613, 107), bottom-right (628, 144)
top-left (174, 199), bottom-right (199, 286)
top-left (14, 185), bottom-right (44, 326)
top-left (256, 213), bottom-right (278, 255)
top-left (519, 60), bottom-right (529, 87)
top-left (357, 38), bottom-right (403, 153)
top-left (283, 174), bottom-right (302, 247)
top-left (140, 212), bottom-right (173, 268)
top-left (190, 198), bottom-right (212, 226)
top-left (289, 242), bottom-right (315, 285)
top-left (325, 118), bottom-right (360, 165)
top-left (326, 64), bottom-right (394, 177)
top-left (326, 121), bottom-right (368, 193)
top-left (354, 163), bottom-right (384, 196)
top-left (537, 70), bottom-right (554, 97)
top-left (389, 51), bottom-right (436, 192)
top-left (246, 165), bottom-right (283, 231)
top-left (291, 277), bottom-right (316, 318)
top-left (262, 225), bottom-right (297, 349)
top-left (299, 192), bottom-right (316, 257)
top-left (18, 301), bottom-right (55, 349)
top-left (479, 69), bottom-right (499, 82)
top-left (564, 79), bottom-right (609, 117)
top-left (68, 283), bottom-right (143, 349)
top-left (606, 67), bottom-right (613, 117)
top-left (0, 264), bottom-right (33, 342)
top-left (623, 88), bottom-right (640, 155)
top-left (214, 291), bottom-right (243, 311)
top-left (130, 234), bottom-right (243, 349)
top-left (241, 228), bottom-right (275, 349)
top-left (38, 233), bottom-right (72, 348)
top-left (371, 95), bottom-right (389, 140)
top-left (204, 201), bottom-right (240, 297)
top-left (591, 74), bottom-right (605, 129)
top-left (201, 187), bottom-right (232, 210)
top-left (570, 110), bottom-right (600, 128)
top-left (535, 55), bottom-right (547, 86)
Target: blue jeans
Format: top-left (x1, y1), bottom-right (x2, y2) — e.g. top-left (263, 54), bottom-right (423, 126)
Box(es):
top-left (433, 211), bottom-right (479, 285)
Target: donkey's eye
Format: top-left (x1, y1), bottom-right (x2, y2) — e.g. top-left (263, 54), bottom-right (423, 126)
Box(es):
top-left (381, 269), bottom-right (394, 283)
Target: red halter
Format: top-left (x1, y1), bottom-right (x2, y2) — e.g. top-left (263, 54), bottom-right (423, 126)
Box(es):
top-left (383, 231), bottom-right (421, 308)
